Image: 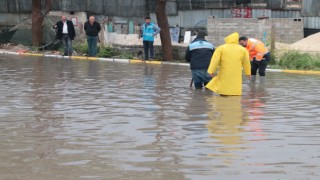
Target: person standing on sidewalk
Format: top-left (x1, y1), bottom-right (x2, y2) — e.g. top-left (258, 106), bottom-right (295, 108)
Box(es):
top-left (84, 16), bottom-right (101, 57)
top-left (185, 30), bottom-right (215, 89)
top-left (141, 17), bottom-right (161, 60)
top-left (53, 16), bottom-right (76, 56)
top-left (239, 37), bottom-right (270, 83)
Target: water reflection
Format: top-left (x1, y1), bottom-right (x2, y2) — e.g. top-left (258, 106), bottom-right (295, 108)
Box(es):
top-left (1, 55), bottom-right (320, 179)
top-left (206, 96), bottom-right (247, 150)
top-left (243, 83), bottom-right (268, 138)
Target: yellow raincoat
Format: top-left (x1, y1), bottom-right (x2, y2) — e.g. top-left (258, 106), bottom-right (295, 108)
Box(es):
top-left (206, 32), bottom-right (251, 96)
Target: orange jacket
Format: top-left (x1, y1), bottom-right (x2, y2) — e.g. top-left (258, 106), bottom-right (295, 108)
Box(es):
top-left (246, 38), bottom-right (268, 61)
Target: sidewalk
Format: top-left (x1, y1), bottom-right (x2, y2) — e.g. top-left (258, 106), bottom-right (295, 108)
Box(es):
top-left (1, 50), bottom-right (320, 75)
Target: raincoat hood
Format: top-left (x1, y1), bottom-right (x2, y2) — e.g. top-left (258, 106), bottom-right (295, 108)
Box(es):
top-left (224, 32), bottom-right (239, 44)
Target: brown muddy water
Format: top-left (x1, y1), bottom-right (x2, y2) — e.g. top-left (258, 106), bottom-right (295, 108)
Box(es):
top-left (0, 55), bottom-right (319, 180)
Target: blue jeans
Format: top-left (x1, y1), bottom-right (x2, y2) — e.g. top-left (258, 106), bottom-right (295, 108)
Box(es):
top-left (87, 35), bottom-right (98, 56)
top-left (62, 34), bottom-right (72, 55)
top-left (192, 69), bottom-right (212, 89)
top-left (143, 40), bottom-right (154, 60)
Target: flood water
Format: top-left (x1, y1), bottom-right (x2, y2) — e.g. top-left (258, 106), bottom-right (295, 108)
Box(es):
top-left (0, 55), bottom-right (319, 180)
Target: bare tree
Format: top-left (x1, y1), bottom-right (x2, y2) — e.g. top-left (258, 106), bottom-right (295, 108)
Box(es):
top-left (156, 0), bottom-right (173, 61)
top-left (32, 0), bottom-right (52, 46)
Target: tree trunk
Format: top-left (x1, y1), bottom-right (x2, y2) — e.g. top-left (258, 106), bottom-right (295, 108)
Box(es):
top-left (32, 0), bottom-right (52, 46)
top-left (156, 0), bottom-right (173, 61)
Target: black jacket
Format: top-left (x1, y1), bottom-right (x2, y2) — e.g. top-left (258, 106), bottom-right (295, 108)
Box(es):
top-left (185, 38), bottom-right (215, 70)
top-left (54, 20), bottom-right (76, 40)
top-left (84, 21), bottom-right (101, 36)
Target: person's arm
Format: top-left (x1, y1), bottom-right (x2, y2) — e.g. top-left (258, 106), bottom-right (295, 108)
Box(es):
top-left (254, 42), bottom-right (267, 60)
top-left (242, 50), bottom-right (251, 79)
top-left (140, 24), bottom-right (144, 37)
top-left (207, 47), bottom-right (222, 77)
top-left (69, 21), bottom-right (76, 39)
top-left (153, 24), bottom-right (161, 36)
top-left (185, 46), bottom-right (191, 62)
top-left (53, 22), bottom-right (58, 29)
top-left (84, 22), bottom-right (87, 32)
top-left (211, 47), bottom-right (215, 56)
top-left (97, 22), bottom-right (101, 32)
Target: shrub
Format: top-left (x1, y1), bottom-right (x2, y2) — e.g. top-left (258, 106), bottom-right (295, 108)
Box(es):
top-left (73, 41), bottom-right (88, 55)
top-left (119, 52), bottom-right (134, 59)
top-left (268, 50), bottom-right (277, 65)
top-left (98, 46), bottom-right (118, 58)
top-left (278, 51), bottom-right (320, 70)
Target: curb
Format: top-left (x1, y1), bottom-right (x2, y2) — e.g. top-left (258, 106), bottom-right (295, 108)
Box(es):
top-left (1, 50), bottom-right (320, 75)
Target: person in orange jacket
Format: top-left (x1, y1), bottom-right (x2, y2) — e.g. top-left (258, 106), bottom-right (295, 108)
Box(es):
top-left (239, 37), bottom-right (270, 83)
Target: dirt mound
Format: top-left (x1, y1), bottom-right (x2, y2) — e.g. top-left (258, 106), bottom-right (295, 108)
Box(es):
top-left (275, 42), bottom-right (291, 50)
top-left (290, 33), bottom-right (320, 52)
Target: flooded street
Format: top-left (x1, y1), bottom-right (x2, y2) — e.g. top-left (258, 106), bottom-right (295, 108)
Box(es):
top-left (0, 55), bottom-right (319, 180)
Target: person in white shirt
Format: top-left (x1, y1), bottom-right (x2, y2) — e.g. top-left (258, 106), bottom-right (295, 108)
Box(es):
top-left (53, 16), bottom-right (76, 56)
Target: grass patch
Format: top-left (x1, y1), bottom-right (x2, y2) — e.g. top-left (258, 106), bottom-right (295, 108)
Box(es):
top-left (73, 40), bottom-right (88, 55)
top-left (119, 51), bottom-right (134, 59)
top-left (98, 46), bottom-right (119, 58)
top-left (278, 51), bottom-right (320, 70)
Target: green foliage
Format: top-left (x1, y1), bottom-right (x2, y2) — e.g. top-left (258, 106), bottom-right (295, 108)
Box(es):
top-left (269, 50), bottom-right (277, 65)
top-left (73, 41), bottom-right (88, 55)
top-left (119, 52), bottom-right (134, 59)
top-left (30, 46), bottom-right (38, 51)
top-left (278, 51), bottom-right (320, 70)
top-left (98, 46), bottom-right (118, 58)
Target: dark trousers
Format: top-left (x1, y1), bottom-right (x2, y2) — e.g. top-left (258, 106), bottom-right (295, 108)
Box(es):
top-left (251, 52), bottom-right (270, 76)
top-left (62, 34), bottom-right (72, 55)
top-left (87, 35), bottom-right (98, 56)
top-left (143, 40), bottom-right (154, 60)
top-left (192, 69), bottom-right (212, 89)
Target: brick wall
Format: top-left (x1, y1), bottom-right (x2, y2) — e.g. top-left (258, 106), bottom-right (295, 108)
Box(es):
top-left (207, 17), bottom-right (304, 46)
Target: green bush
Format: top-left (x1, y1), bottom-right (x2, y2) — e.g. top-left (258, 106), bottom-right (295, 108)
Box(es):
top-left (73, 41), bottom-right (88, 55)
top-left (278, 51), bottom-right (320, 70)
top-left (269, 50), bottom-right (277, 65)
top-left (119, 52), bottom-right (134, 59)
top-left (98, 46), bottom-right (118, 58)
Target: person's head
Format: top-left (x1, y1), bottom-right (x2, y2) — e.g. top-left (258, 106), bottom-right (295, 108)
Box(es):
top-left (145, 17), bottom-right (151, 24)
top-left (89, 16), bottom-right (95, 23)
top-left (239, 37), bottom-right (248, 47)
top-left (61, 16), bottom-right (67, 22)
top-left (197, 30), bottom-right (206, 39)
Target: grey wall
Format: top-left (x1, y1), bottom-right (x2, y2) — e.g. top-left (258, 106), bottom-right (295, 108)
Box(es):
top-left (0, 0), bottom-right (148, 17)
top-left (0, 0), bottom-right (303, 14)
top-left (302, 0), bottom-right (320, 17)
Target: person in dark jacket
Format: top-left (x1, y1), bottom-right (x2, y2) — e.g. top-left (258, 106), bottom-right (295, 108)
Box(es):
top-left (84, 16), bottom-right (101, 57)
top-left (185, 31), bottom-right (215, 89)
top-left (53, 16), bottom-right (76, 56)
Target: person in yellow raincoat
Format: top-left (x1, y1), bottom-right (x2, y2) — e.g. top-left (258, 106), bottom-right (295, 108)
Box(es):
top-left (206, 32), bottom-right (251, 96)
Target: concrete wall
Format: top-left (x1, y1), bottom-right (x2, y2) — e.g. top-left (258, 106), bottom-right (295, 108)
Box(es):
top-left (207, 17), bottom-right (304, 46)
top-left (48, 11), bottom-right (89, 41)
top-left (0, 13), bottom-right (30, 30)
